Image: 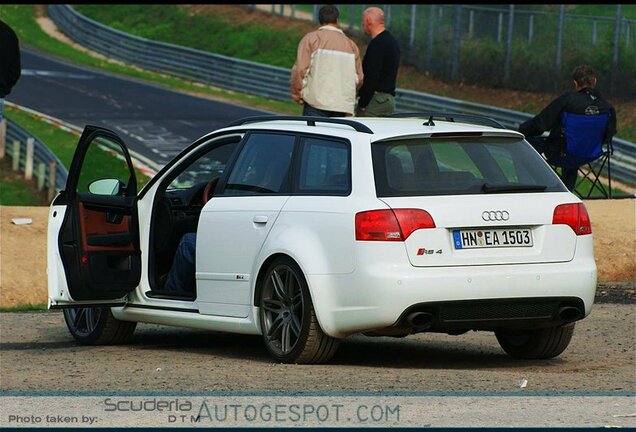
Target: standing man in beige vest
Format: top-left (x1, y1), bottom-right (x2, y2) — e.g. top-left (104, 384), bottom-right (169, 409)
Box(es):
top-left (290, 5), bottom-right (363, 117)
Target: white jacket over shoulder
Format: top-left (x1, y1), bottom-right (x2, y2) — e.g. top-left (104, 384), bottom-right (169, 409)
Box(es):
top-left (290, 26), bottom-right (363, 115)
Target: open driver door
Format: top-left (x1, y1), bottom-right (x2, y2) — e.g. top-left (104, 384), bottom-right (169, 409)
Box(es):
top-left (48, 126), bottom-right (141, 308)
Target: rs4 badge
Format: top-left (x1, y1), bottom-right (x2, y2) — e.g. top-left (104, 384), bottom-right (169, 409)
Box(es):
top-left (417, 248), bottom-right (442, 255)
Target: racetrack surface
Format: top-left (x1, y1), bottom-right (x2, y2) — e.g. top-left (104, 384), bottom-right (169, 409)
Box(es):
top-left (8, 47), bottom-right (265, 166)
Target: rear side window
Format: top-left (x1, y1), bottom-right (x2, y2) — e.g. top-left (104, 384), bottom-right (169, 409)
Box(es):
top-left (372, 137), bottom-right (566, 196)
top-left (224, 133), bottom-right (295, 195)
top-left (297, 137), bottom-right (350, 195)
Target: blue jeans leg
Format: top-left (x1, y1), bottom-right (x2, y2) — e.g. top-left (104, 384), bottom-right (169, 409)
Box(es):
top-left (165, 233), bottom-right (196, 295)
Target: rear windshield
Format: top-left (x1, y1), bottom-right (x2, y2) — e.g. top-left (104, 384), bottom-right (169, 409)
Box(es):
top-left (372, 136), bottom-right (566, 196)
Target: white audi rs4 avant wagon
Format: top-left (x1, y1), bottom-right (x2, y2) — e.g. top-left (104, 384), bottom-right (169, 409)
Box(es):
top-left (47, 114), bottom-right (597, 363)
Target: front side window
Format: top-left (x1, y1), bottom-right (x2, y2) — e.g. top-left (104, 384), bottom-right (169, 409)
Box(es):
top-left (224, 133), bottom-right (295, 195)
top-left (297, 137), bottom-right (350, 194)
top-left (373, 136), bottom-right (566, 197)
top-left (167, 139), bottom-right (239, 190)
top-left (77, 135), bottom-right (132, 194)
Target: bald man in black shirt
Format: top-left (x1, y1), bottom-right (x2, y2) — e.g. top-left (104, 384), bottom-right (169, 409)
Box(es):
top-left (355, 7), bottom-right (400, 117)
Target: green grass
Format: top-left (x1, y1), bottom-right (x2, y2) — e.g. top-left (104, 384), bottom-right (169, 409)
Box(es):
top-left (1, 5), bottom-right (299, 116)
top-left (567, 4), bottom-right (636, 20)
top-left (0, 303), bottom-right (48, 312)
top-left (76, 4), bottom-right (304, 68)
top-left (4, 106), bottom-right (80, 168)
top-left (0, 159), bottom-right (49, 205)
top-left (554, 168), bottom-right (626, 198)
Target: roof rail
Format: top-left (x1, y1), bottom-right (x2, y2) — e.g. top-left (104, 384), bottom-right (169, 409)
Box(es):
top-left (389, 111), bottom-right (507, 129)
top-left (225, 115), bottom-right (374, 134)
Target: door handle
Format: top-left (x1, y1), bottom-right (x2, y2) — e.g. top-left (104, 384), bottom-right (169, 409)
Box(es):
top-left (253, 215), bottom-right (268, 224)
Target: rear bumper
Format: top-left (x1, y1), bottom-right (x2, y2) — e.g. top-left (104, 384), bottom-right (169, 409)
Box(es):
top-left (307, 252), bottom-right (596, 338)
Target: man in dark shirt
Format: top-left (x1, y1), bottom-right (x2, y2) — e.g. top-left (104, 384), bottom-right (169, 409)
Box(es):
top-left (355, 7), bottom-right (400, 117)
top-left (0, 19), bottom-right (22, 121)
top-left (519, 65), bottom-right (616, 190)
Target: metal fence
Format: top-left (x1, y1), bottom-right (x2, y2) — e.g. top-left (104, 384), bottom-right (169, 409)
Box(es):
top-left (48, 5), bottom-right (635, 187)
top-left (3, 117), bottom-right (68, 199)
top-left (271, 4), bottom-right (636, 100)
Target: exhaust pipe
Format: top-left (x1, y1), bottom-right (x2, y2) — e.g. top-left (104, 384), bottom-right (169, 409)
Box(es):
top-left (557, 306), bottom-right (583, 322)
top-left (406, 312), bottom-right (434, 331)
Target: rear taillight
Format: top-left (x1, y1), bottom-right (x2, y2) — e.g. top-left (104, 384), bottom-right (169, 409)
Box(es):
top-left (552, 203), bottom-right (592, 235)
top-left (355, 209), bottom-right (435, 241)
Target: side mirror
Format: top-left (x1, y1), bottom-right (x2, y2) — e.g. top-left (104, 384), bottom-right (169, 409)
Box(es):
top-left (88, 178), bottom-right (124, 196)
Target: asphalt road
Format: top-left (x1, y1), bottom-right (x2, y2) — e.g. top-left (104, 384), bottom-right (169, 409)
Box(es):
top-left (8, 47), bottom-right (266, 166)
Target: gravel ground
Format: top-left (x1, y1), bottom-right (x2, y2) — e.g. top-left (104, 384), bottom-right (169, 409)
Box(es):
top-left (1, 304), bottom-right (633, 393)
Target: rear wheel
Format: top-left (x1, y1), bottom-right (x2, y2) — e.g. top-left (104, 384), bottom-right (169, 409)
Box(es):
top-left (259, 257), bottom-right (339, 364)
top-left (495, 324), bottom-right (575, 359)
top-left (63, 307), bottom-right (136, 345)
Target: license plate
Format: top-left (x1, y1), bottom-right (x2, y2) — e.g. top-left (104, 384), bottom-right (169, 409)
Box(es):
top-left (453, 228), bottom-right (533, 249)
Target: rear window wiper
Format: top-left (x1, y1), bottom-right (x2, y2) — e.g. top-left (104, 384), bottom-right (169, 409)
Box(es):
top-left (481, 183), bottom-right (547, 193)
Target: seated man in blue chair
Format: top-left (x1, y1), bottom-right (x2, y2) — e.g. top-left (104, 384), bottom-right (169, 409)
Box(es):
top-left (518, 65), bottom-right (616, 190)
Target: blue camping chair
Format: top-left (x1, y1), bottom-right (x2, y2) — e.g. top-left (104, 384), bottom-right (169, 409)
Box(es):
top-left (547, 112), bottom-right (613, 198)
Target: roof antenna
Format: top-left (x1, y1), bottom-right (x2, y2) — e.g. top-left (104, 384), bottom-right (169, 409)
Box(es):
top-left (423, 116), bottom-right (435, 126)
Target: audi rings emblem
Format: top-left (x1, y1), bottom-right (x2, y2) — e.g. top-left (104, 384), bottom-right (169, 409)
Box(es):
top-left (482, 210), bottom-right (510, 221)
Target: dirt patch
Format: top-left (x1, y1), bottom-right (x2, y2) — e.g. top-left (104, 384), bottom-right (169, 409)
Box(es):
top-left (1, 200), bottom-right (634, 308)
top-left (583, 199), bottom-right (636, 282)
top-left (1, 206), bottom-right (49, 307)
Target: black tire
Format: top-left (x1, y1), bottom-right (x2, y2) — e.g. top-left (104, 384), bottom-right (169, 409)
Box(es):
top-left (63, 307), bottom-right (137, 345)
top-left (495, 323), bottom-right (575, 359)
top-left (259, 257), bottom-right (339, 364)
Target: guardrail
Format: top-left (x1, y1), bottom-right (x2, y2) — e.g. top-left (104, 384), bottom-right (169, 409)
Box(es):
top-left (48, 5), bottom-right (636, 187)
top-left (1, 117), bottom-right (68, 201)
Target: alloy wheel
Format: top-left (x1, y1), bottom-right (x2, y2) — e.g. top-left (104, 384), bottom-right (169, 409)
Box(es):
top-left (261, 264), bottom-right (304, 355)
top-left (64, 307), bottom-right (102, 338)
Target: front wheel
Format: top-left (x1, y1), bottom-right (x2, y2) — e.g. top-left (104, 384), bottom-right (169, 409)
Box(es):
top-left (495, 324), bottom-right (575, 359)
top-left (259, 257), bottom-right (339, 364)
top-left (63, 307), bottom-right (137, 345)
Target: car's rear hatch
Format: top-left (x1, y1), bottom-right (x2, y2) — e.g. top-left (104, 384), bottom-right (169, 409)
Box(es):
top-left (371, 133), bottom-right (580, 267)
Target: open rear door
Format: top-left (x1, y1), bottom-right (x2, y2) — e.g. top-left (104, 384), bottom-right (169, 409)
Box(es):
top-left (48, 126), bottom-right (141, 308)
